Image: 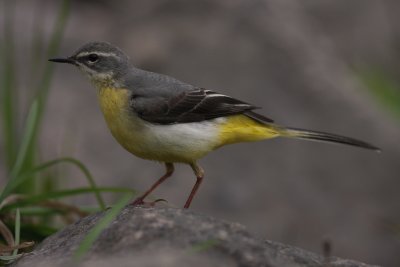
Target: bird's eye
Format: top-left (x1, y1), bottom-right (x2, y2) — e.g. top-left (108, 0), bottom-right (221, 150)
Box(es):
top-left (87, 53), bottom-right (99, 63)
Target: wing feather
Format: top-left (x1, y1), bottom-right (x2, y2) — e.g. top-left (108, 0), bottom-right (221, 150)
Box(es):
top-left (132, 88), bottom-right (273, 124)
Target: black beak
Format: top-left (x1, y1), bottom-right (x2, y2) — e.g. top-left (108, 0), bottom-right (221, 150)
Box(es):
top-left (48, 57), bottom-right (75, 65)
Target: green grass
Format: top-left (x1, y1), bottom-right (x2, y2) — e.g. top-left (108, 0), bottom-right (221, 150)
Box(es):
top-left (1, 0), bottom-right (70, 194)
top-left (1, 0), bottom-right (18, 172)
top-left (0, 156), bottom-right (109, 210)
top-left (189, 239), bottom-right (219, 253)
top-left (356, 67), bottom-right (400, 120)
top-left (0, 100), bottom-right (135, 263)
top-left (12, 209), bottom-right (20, 256)
top-left (0, 0), bottom-right (137, 264)
top-left (72, 193), bottom-right (133, 262)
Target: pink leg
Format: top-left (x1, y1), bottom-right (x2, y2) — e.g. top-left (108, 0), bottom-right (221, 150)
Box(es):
top-left (131, 163), bottom-right (174, 206)
top-left (184, 163), bottom-right (204, 209)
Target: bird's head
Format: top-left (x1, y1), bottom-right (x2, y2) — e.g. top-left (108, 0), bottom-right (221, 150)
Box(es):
top-left (49, 42), bottom-right (130, 87)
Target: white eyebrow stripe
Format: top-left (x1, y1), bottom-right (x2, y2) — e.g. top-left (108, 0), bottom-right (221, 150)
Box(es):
top-left (75, 51), bottom-right (119, 58)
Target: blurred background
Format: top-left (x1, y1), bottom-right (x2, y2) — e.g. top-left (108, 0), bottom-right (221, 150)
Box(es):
top-left (1, 0), bottom-right (400, 266)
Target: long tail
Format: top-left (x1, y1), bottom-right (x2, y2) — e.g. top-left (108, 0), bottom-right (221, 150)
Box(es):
top-left (279, 127), bottom-right (380, 152)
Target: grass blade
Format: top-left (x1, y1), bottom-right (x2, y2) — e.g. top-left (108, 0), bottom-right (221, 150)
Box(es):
top-left (1, 0), bottom-right (17, 170)
top-left (73, 194), bottom-right (132, 262)
top-left (4, 98), bottom-right (40, 195)
top-left (21, 0), bottom-right (70, 195)
top-left (36, 0), bottom-right (70, 100)
top-left (18, 207), bottom-right (72, 217)
top-left (357, 68), bottom-right (400, 119)
top-left (3, 187), bottom-right (136, 211)
top-left (30, 3), bottom-right (45, 87)
top-left (12, 209), bottom-right (21, 256)
top-left (0, 254), bottom-right (22, 263)
top-left (1, 157), bottom-right (107, 210)
top-left (9, 100), bottom-right (40, 180)
top-left (189, 239), bottom-right (219, 253)
top-left (0, 219), bottom-right (14, 246)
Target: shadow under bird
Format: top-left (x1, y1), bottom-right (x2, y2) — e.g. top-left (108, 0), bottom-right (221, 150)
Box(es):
top-left (49, 42), bottom-right (380, 208)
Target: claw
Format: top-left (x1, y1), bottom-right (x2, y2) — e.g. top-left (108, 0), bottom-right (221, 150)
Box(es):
top-left (154, 198), bottom-right (168, 204)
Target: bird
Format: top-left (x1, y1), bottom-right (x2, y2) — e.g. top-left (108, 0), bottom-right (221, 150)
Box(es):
top-left (49, 42), bottom-right (380, 209)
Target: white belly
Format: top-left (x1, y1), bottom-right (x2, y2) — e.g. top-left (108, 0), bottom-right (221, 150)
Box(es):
top-left (118, 114), bottom-right (223, 163)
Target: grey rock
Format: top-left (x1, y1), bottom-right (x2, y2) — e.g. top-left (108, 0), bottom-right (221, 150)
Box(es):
top-left (12, 206), bottom-right (379, 267)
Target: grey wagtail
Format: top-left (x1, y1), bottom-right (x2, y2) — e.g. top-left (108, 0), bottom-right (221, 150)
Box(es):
top-left (49, 42), bottom-right (379, 209)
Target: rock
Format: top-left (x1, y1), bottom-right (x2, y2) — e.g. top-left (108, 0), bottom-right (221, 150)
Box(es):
top-left (11, 206), bottom-right (379, 267)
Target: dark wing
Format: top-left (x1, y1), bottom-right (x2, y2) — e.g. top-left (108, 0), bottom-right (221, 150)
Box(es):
top-left (131, 88), bottom-right (274, 124)
top-left (243, 110), bottom-right (274, 124)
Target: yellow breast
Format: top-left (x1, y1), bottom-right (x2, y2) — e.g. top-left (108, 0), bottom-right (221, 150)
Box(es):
top-left (96, 87), bottom-right (194, 162)
top-left (96, 87), bottom-right (141, 150)
top-left (97, 87), bottom-right (129, 127)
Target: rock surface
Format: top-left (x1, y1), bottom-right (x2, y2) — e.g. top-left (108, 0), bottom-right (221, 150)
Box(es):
top-left (12, 206), bottom-right (379, 267)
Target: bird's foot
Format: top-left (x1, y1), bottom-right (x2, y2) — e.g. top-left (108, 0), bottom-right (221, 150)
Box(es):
top-left (130, 197), bottom-right (168, 207)
top-left (130, 197), bottom-right (145, 206)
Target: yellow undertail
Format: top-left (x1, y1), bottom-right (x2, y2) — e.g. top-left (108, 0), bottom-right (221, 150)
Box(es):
top-left (217, 114), bottom-right (379, 151)
top-left (216, 115), bottom-right (281, 148)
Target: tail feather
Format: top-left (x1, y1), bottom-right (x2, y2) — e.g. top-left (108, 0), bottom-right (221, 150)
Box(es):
top-left (280, 127), bottom-right (380, 152)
